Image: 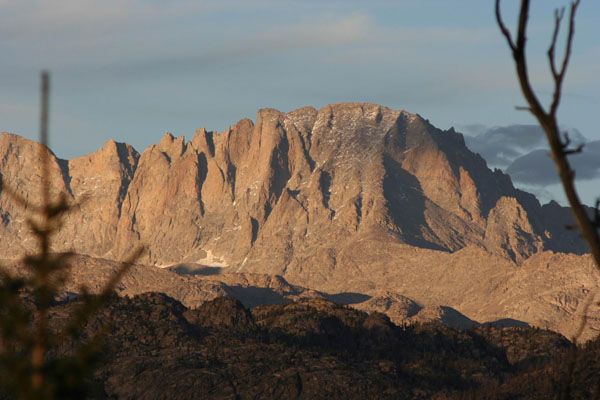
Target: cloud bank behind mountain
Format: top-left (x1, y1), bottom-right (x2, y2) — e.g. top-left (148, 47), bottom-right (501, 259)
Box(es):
top-left (462, 124), bottom-right (600, 206)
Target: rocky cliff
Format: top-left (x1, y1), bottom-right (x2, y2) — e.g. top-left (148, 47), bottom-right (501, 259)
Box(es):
top-left (2, 103), bottom-right (597, 339)
top-left (0, 103), bottom-right (585, 266)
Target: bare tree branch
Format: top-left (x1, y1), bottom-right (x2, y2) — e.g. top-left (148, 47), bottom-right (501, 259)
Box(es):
top-left (561, 131), bottom-right (585, 155)
top-left (549, 0), bottom-right (581, 116)
top-left (495, 0), bottom-right (516, 52)
top-left (548, 7), bottom-right (566, 80)
top-left (495, 0), bottom-right (600, 269)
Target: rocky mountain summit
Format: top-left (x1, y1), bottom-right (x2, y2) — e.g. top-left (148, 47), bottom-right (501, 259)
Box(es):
top-left (1, 102), bottom-right (598, 339)
top-left (0, 103), bottom-right (586, 264)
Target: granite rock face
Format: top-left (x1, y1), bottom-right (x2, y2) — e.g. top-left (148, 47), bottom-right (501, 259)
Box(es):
top-left (0, 103), bottom-right (583, 267)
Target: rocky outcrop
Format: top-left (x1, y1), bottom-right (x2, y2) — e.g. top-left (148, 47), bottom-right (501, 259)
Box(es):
top-left (64, 139), bottom-right (139, 256)
top-left (353, 292), bottom-right (422, 324)
top-left (484, 196), bottom-right (542, 262)
top-left (353, 292), bottom-right (479, 330)
top-left (0, 133), bottom-right (71, 258)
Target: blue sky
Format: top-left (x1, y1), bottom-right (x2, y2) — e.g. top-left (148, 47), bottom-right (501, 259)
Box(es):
top-left (0, 0), bottom-right (598, 159)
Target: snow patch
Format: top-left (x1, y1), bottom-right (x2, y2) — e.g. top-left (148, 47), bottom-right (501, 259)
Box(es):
top-left (195, 249), bottom-right (229, 268)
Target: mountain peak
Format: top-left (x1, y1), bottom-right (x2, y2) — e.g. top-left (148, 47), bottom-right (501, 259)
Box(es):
top-left (0, 105), bottom-right (586, 273)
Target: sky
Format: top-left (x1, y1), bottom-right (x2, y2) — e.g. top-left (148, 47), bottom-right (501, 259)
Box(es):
top-left (0, 0), bottom-right (599, 203)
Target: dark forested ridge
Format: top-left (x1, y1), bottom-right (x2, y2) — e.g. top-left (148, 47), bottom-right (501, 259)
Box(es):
top-left (5, 292), bottom-right (596, 399)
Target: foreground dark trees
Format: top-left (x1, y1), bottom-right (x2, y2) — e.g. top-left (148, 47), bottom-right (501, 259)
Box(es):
top-left (7, 293), bottom-right (591, 399)
top-left (0, 73), bottom-right (142, 399)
